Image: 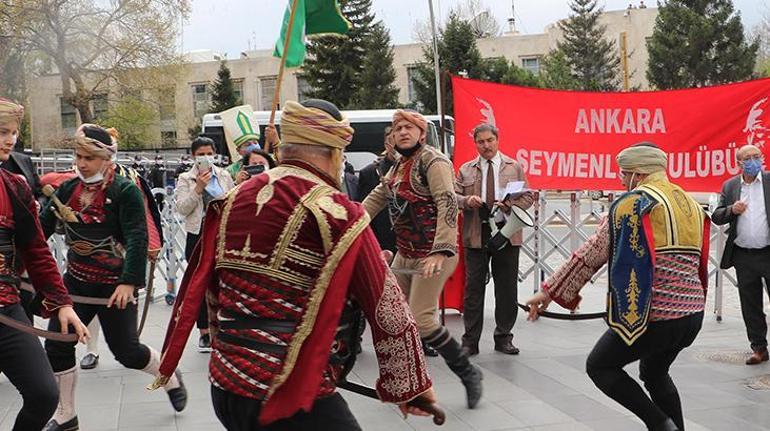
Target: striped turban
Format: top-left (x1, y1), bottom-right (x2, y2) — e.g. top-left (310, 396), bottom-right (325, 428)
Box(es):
top-left (393, 109), bottom-right (428, 132)
top-left (280, 100), bottom-right (353, 149)
top-left (616, 143), bottom-right (668, 174)
top-left (74, 123), bottom-right (118, 159)
top-left (0, 98), bottom-right (24, 125)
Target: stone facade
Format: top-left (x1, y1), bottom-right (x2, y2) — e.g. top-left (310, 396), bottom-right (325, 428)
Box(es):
top-left (27, 7), bottom-right (657, 149)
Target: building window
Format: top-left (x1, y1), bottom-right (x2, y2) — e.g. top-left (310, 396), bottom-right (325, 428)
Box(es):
top-left (521, 57), bottom-right (540, 75)
top-left (60, 98), bottom-right (77, 132)
top-left (259, 76), bottom-right (277, 111)
top-left (92, 93), bottom-right (109, 120)
top-left (191, 83), bottom-right (210, 121)
top-left (407, 65), bottom-right (421, 103)
top-left (161, 131), bottom-right (178, 148)
top-left (296, 76), bottom-right (312, 102)
top-left (233, 79), bottom-right (244, 106)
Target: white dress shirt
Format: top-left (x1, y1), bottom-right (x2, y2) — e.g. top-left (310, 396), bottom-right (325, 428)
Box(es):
top-left (735, 174), bottom-right (770, 249)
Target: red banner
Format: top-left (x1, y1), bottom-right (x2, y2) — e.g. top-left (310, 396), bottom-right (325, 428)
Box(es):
top-left (452, 76), bottom-right (770, 192)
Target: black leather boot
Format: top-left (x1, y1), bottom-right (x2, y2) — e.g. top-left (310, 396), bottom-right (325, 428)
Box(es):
top-left (424, 327), bottom-right (483, 408)
top-left (650, 418), bottom-right (680, 431)
top-left (43, 416), bottom-right (79, 431)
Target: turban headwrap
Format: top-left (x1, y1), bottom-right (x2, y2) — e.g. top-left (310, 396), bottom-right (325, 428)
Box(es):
top-left (0, 98), bottom-right (24, 125)
top-left (280, 101), bottom-right (353, 149)
top-left (392, 109), bottom-right (428, 132)
top-left (74, 123), bottom-right (118, 159)
top-left (616, 144), bottom-right (668, 174)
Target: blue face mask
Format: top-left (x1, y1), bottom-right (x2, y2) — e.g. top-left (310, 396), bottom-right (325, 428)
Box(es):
top-left (743, 158), bottom-right (763, 177)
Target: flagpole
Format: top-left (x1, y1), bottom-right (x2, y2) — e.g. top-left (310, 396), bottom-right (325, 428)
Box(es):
top-left (428, 0), bottom-right (443, 123)
top-left (269, 0), bottom-right (301, 137)
top-left (428, 0), bottom-right (449, 325)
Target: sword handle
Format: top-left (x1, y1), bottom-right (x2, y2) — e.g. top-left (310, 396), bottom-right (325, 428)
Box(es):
top-left (406, 398), bottom-right (446, 425)
top-left (42, 184), bottom-right (79, 223)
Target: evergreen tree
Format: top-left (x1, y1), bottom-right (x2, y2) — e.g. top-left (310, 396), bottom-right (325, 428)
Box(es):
top-left (647, 0), bottom-right (758, 89)
top-left (556, 0), bottom-right (621, 91)
top-left (210, 61), bottom-right (239, 113)
top-left (412, 12), bottom-right (484, 115)
top-left (302, 0), bottom-right (374, 109)
top-left (351, 21), bottom-right (399, 108)
top-left (540, 50), bottom-right (581, 90)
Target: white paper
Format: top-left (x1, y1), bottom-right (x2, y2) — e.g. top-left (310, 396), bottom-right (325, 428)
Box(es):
top-left (499, 181), bottom-right (527, 199)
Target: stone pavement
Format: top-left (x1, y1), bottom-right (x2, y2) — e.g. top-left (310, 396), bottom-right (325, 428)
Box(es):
top-left (0, 279), bottom-right (768, 431)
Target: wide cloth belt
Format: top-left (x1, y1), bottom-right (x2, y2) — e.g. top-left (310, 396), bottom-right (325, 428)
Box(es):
top-left (216, 313), bottom-right (297, 355)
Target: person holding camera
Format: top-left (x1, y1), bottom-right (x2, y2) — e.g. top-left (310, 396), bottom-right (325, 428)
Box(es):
top-left (234, 148), bottom-right (276, 185)
top-left (175, 136), bottom-right (234, 351)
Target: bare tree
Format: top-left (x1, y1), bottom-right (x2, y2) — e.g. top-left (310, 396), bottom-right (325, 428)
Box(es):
top-left (458, 0), bottom-right (501, 38)
top-left (0, 0), bottom-right (190, 123)
top-left (752, 9), bottom-right (770, 72)
top-left (411, 0), bottom-right (500, 43)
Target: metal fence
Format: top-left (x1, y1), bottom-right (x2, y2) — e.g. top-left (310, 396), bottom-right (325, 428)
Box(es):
top-left (519, 191), bottom-right (734, 321)
top-left (41, 166), bottom-right (734, 318)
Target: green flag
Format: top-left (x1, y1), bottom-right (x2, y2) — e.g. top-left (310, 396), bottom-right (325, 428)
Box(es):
top-left (273, 0), bottom-right (351, 68)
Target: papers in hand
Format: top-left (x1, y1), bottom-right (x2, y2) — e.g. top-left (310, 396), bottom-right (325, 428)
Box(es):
top-left (500, 181), bottom-right (530, 200)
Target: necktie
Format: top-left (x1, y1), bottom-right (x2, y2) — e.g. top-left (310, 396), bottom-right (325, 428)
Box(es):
top-left (486, 159), bottom-right (495, 208)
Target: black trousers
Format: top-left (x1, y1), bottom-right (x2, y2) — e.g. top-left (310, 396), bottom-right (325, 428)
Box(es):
top-left (586, 312), bottom-right (703, 430)
top-left (211, 386), bottom-right (362, 431)
top-left (46, 275), bottom-right (150, 372)
top-left (0, 303), bottom-right (60, 431)
top-left (733, 246), bottom-right (770, 351)
top-left (186, 232), bottom-right (209, 330)
top-left (462, 243), bottom-right (519, 348)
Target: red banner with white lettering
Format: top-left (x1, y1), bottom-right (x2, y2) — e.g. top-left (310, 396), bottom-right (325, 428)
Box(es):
top-left (452, 76), bottom-right (770, 192)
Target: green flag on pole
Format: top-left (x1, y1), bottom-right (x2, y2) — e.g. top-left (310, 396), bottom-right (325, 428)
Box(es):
top-left (273, 0), bottom-right (351, 68)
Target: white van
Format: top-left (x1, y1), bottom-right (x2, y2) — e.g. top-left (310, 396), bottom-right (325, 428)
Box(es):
top-left (201, 109), bottom-right (455, 171)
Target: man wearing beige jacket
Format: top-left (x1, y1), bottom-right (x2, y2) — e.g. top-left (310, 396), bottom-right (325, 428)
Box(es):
top-left (175, 136), bottom-right (234, 351)
top-left (455, 123), bottom-right (533, 356)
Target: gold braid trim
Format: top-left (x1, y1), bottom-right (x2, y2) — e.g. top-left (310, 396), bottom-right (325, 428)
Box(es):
top-left (265, 211), bottom-right (371, 400)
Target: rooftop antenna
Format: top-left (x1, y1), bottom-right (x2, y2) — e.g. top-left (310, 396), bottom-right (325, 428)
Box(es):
top-left (507, 0), bottom-right (516, 34)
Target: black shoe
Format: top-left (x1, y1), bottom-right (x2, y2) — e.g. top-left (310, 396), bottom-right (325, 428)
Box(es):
top-left (80, 352), bottom-right (99, 370)
top-left (198, 333), bottom-right (212, 353)
top-left (494, 340), bottom-right (520, 355)
top-left (422, 341), bottom-right (439, 357)
top-left (462, 345), bottom-right (479, 357)
top-left (461, 364), bottom-right (484, 409)
top-left (167, 370), bottom-right (187, 412)
top-left (43, 416), bottom-right (79, 431)
top-left (651, 418), bottom-right (680, 431)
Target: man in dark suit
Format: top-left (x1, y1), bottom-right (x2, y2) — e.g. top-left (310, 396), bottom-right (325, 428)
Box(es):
top-left (712, 144), bottom-right (770, 365)
top-left (356, 127), bottom-right (397, 252)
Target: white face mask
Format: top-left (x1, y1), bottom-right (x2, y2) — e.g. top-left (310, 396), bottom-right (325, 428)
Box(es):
top-left (76, 161), bottom-right (107, 185)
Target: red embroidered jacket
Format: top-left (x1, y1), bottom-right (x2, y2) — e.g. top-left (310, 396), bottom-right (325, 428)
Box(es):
top-left (157, 160), bottom-right (432, 424)
top-left (0, 169), bottom-right (72, 315)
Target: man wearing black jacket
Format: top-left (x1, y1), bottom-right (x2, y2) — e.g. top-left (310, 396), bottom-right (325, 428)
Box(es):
top-left (356, 127), bottom-right (397, 252)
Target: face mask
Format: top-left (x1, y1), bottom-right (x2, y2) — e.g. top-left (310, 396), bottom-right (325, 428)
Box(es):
top-left (76, 163), bottom-right (106, 185)
top-left (395, 142), bottom-right (422, 158)
top-left (743, 158), bottom-right (763, 177)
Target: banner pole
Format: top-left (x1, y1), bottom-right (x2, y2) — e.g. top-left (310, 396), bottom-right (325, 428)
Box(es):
top-left (269, 0), bottom-right (301, 144)
top-left (428, 0), bottom-right (443, 122)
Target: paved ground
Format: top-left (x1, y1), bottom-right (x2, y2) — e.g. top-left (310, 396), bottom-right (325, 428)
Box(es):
top-left (0, 275), bottom-right (768, 431)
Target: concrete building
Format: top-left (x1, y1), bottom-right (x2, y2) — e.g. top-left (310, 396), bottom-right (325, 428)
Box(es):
top-left (27, 7), bottom-right (658, 149)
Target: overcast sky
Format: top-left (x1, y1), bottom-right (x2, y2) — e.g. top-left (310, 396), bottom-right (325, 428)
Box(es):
top-left (181, 0), bottom-right (765, 57)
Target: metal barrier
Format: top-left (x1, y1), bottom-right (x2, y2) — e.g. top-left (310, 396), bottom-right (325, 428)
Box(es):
top-left (520, 191), bottom-right (735, 321)
top-left (43, 182), bottom-right (734, 319)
